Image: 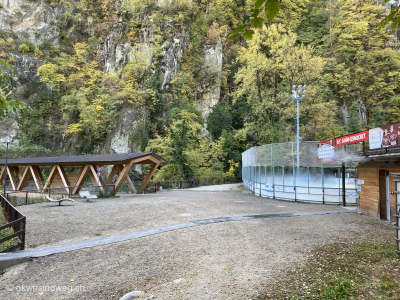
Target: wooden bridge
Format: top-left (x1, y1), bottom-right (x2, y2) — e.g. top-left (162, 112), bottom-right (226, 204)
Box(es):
top-left (0, 152), bottom-right (166, 196)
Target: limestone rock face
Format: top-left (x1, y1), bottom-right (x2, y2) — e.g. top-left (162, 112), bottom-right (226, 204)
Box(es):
top-left (0, 117), bottom-right (19, 144)
top-left (0, 0), bottom-right (61, 143)
top-left (0, 0), bottom-right (61, 45)
top-left (98, 23), bottom-right (132, 73)
top-left (0, 0), bottom-right (225, 152)
top-left (108, 109), bottom-right (140, 154)
top-left (197, 40), bottom-right (223, 134)
top-left (160, 37), bottom-right (185, 90)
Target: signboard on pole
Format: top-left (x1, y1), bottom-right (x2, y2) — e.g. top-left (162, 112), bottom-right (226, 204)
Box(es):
top-left (369, 122), bottom-right (400, 149)
top-left (336, 131), bottom-right (368, 146)
top-left (318, 139), bottom-right (335, 163)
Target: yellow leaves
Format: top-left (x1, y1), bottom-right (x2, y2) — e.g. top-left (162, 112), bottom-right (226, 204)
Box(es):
top-left (37, 63), bottom-right (66, 91)
top-left (225, 160), bottom-right (239, 177)
top-left (64, 123), bottom-right (83, 136)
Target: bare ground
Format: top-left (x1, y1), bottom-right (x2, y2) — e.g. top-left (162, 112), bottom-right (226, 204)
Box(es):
top-left (0, 184), bottom-right (394, 300)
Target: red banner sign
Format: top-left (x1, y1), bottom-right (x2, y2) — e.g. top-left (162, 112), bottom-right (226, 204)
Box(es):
top-left (336, 131), bottom-right (368, 146)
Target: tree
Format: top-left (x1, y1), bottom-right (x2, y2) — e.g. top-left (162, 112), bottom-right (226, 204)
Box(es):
top-left (146, 109), bottom-right (226, 180)
top-left (233, 24), bottom-right (333, 144)
top-left (228, 0), bottom-right (399, 41)
top-left (206, 104), bottom-right (232, 140)
top-left (0, 59), bottom-right (22, 119)
top-left (373, 104), bottom-right (385, 127)
top-left (322, 0), bottom-right (400, 124)
top-left (36, 43), bottom-right (118, 152)
top-left (348, 102), bottom-right (360, 133)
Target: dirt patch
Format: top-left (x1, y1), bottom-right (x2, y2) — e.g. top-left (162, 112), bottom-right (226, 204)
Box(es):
top-left (0, 186), bottom-right (392, 299)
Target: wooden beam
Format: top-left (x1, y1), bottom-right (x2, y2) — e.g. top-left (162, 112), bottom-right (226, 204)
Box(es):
top-left (116, 164), bottom-right (136, 193)
top-left (87, 165), bottom-right (105, 192)
top-left (0, 167), bottom-right (4, 184)
top-left (57, 165), bottom-right (70, 194)
top-left (72, 165), bottom-right (90, 194)
top-left (113, 160), bottom-right (135, 195)
top-left (137, 162), bottom-right (159, 194)
top-left (105, 165), bottom-right (120, 184)
top-left (7, 166), bottom-right (18, 190)
top-left (17, 166), bottom-right (33, 190)
top-left (30, 166), bottom-right (44, 190)
top-left (9, 166), bottom-right (21, 180)
top-left (43, 165), bottom-right (58, 190)
top-left (57, 165), bottom-right (69, 187)
top-left (131, 155), bottom-right (159, 165)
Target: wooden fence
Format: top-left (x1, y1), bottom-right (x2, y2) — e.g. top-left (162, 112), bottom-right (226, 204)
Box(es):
top-left (0, 194), bottom-right (26, 252)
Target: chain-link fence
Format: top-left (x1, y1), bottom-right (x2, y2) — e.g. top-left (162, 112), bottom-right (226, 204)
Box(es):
top-left (242, 142), bottom-right (359, 205)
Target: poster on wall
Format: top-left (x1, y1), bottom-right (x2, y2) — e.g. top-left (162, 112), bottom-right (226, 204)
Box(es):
top-left (318, 139), bottom-right (335, 163)
top-left (369, 122), bottom-right (400, 149)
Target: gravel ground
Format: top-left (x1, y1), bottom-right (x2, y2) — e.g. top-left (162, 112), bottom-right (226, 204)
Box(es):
top-left (0, 184), bottom-right (387, 300)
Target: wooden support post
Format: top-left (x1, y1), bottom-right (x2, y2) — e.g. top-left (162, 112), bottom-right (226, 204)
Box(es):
top-left (105, 165), bottom-right (120, 184)
top-left (57, 165), bottom-right (71, 194)
top-left (0, 167), bottom-right (5, 186)
top-left (137, 162), bottom-right (160, 194)
top-left (10, 166), bottom-right (21, 180)
top-left (113, 160), bottom-right (136, 195)
top-left (72, 165), bottom-right (90, 194)
top-left (7, 166), bottom-right (18, 190)
top-left (88, 164), bottom-right (105, 193)
top-left (17, 166), bottom-right (33, 190)
top-left (115, 164), bottom-right (136, 193)
top-left (43, 165), bottom-right (58, 190)
top-left (31, 166), bottom-right (44, 191)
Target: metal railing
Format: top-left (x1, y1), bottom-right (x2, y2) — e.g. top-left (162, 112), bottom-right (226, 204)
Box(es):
top-left (0, 194), bottom-right (26, 252)
top-left (144, 177), bottom-right (242, 193)
top-left (5, 184), bottom-right (116, 206)
top-left (242, 165), bottom-right (358, 205)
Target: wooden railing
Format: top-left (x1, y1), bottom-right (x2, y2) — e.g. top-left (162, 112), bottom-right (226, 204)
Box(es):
top-left (0, 194), bottom-right (26, 252)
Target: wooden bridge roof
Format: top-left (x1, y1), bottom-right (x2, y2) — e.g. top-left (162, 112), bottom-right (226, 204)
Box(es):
top-left (0, 152), bottom-right (166, 166)
top-left (0, 152), bottom-right (166, 195)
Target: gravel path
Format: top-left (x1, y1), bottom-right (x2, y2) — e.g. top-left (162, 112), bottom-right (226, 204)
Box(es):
top-left (0, 184), bottom-right (383, 300)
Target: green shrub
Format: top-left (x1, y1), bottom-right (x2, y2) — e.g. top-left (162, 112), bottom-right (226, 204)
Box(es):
top-left (18, 43), bottom-right (30, 53)
top-left (321, 279), bottom-right (357, 299)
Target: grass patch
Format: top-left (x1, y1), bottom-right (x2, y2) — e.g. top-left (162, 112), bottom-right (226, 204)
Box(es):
top-left (0, 207), bottom-right (20, 252)
top-left (258, 239), bottom-right (400, 299)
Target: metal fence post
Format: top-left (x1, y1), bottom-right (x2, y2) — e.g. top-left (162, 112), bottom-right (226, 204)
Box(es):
top-left (322, 166), bottom-right (325, 204)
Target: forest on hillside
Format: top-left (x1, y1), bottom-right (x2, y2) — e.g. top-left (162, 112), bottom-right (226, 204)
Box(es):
top-left (1, 0), bottom-right (399, 180)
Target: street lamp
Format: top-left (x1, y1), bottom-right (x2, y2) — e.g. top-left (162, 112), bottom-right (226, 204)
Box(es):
top-left (3, 141), bottom-right (15, 198)
top-left (291, 85), bottom-right (306, 170)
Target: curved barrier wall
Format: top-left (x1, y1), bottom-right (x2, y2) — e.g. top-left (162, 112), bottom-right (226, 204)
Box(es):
top-left (242, 142), bottom-right (358, 205)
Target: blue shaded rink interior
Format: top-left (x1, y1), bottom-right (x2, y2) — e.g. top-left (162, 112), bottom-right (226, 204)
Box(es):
top-left (242, 142), bottom-right (360, 204)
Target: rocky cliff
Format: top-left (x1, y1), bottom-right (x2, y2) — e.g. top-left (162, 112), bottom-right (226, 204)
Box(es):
top-left (0, 0), bottom-right (226, 153)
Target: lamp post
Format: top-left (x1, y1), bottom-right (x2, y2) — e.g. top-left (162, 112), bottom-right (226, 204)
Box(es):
top-left (3, 141), bottom-right (15, 198)
top-left (291, 85), bottom-right (306, 170)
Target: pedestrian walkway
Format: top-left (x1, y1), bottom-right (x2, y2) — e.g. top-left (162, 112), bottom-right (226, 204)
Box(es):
top-left (0, 209), bottom-right (355, 263)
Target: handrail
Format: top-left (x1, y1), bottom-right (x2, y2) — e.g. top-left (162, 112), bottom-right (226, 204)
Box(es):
top-left (0, 194), bottom-right (26, 252)
top-left (146, 177), bottom-right (243, 193)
